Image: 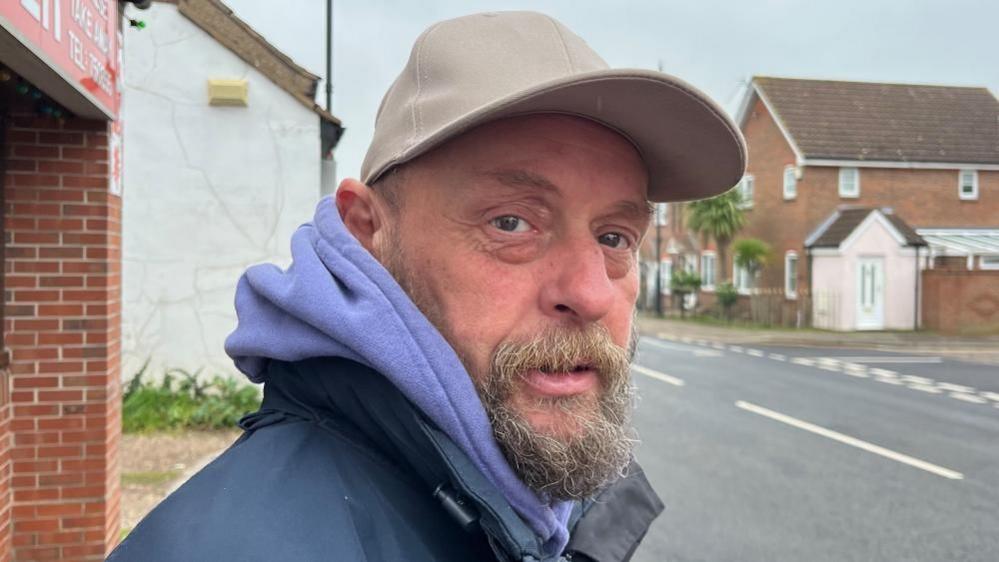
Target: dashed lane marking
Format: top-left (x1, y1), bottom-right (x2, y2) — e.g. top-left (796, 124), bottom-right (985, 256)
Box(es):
top-left (981, 392), bottom-right (999, 402)
top-left (950, 392), bottom-right (988, 404)
top-left (632, 364), bottom-right (685, 387)
top-left (908, 384), bottom-right (942, 394)
top-left (747, 349), bottom-right (764, 357)
top-left (735, 401), bottom-right (964, 480)
top-left (901, 375), bottom-right (935, 385)
top-left (768, 353), bottom-right (787, 361)
top-left (937, 383), bottom-right (976, 394)
top-left (728, 345), bottom-right (745, 353)
top-left (791, 358), bottom-right (816, 367)
top-left (875, 377), bottom-right (904, 385)
top-left (825, 356), bottom-right (944, 364)
top-left (869, 368), bottom-right (898, 378)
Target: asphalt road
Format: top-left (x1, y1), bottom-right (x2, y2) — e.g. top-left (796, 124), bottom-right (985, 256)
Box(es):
top-left (628, 336), bottom-right (999, 562)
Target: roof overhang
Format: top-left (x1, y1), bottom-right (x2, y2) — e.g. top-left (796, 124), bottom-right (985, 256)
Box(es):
top-left (803, 159), bottom-right (999, 171)
top-left (917, 229), bottom-right (999, 256)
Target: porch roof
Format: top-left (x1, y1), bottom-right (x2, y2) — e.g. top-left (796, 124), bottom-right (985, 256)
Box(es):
top-left (917, 229), bottom-right (999, 256)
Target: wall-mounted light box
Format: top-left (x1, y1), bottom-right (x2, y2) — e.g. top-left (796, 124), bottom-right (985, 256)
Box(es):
top-left (207, 79), bottom-right (248, 106)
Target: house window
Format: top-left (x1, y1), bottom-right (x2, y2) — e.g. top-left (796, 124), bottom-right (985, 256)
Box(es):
top-left (700, 252), bottom-right (716, 289)
top-left (733, 259), bottom-right (751, 294)
top-left (981, 255), bottom-right (999, 270)
top-left (838, 167), bottom-right (859, 198)
top-left (783, 165), bottom-right (797, 200)
top-left (785, 251), bottom-right (798, 298)
top-left (659, 260), bottom-right (672, 294)
top-left (959, 170), bottom-right (978, 200)
top-left (737, 175), bottom-right (754, 208)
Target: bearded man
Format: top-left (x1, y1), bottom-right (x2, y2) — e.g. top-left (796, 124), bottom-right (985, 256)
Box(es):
top-left (110, 10), bottom-right (745, 562)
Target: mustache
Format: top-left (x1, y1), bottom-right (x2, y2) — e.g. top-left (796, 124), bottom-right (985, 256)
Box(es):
top-left (491, 324), bottom-right (632, 384)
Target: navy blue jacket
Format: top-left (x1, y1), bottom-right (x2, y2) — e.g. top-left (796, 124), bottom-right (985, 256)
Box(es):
top-left (109, 357), bottom-right (663, 561)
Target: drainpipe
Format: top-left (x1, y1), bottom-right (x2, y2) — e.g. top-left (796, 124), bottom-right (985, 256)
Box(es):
top-left (913, 245), bottom-right (920, 331)
top-left (806, 246), bottom-right (813, 327)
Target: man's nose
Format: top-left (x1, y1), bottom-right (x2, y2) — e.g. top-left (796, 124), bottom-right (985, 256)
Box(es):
top-left (539, 236), bottom-right (615, 324)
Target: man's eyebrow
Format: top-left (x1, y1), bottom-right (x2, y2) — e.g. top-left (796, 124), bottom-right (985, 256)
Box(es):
top-left (476, 169), bottom-right (559, 194)
top-left (602, 200), bottom-right (655, 225)
top-left (477, 167), bottom-right (653, 222)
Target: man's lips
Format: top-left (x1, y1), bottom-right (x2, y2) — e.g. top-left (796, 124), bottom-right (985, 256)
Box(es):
top-left (522, 368), bottom-right (598, 397)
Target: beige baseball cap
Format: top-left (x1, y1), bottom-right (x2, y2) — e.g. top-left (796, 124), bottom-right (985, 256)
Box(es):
top-left (361, 11), bottom-right (746, 203)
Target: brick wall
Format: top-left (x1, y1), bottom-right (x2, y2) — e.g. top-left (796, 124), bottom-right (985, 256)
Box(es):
top-left (922, 269), bottom-right (999, 334)
top-left (2, 106), bottom-right (121, 560)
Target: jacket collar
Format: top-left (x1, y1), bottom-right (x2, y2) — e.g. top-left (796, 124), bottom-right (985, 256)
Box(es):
top-left (248, 357), bottom-right (663, 562)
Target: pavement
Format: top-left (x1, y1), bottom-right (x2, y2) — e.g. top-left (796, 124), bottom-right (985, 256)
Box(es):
top-left (629, 334), bottom-right (999, 562)
top-left (638, 315), bottom-right (999, 365)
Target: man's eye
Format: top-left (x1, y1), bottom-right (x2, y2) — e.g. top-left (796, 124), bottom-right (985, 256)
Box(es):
top-left (598, 232), bottom-right (630, 249)
top-left (491, 215), bottom-right (531, 233)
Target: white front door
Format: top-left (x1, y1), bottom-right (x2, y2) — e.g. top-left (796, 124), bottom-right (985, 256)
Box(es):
top-left (856, 257), bottom-right (885, 330)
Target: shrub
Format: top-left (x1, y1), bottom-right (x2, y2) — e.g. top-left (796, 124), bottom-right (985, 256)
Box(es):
top-left (715, 282), bottom-right (739, 321)
top-left (123, 361), bottom-right (261, 433)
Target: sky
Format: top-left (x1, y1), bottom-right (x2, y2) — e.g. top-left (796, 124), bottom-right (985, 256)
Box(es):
top-left (220, 0), bottom-right (999, 181)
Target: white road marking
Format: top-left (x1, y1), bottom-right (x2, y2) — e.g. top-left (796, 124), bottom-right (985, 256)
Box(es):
top-left (842, 362), bottom-right (868, 372)
top-left (711, 342), bottom-right (726, 350)
top-left (875, 377), bottom-right (904, 385)
top-left (791, 358), bottom-right (816, 366)
top-left (950, 392), bottom-right (988, 404)
top-left (824, 356), bottom-right (943, 364)
top-left (908, 383), bottom-right (942, 394)
top-left (981, 392), bottom-right (999, 402)
top-left (641, 338), bottom-right (690, 352)
top-left (693, 350), bottom-right (723, 358)
top-left (728, 345), bottom-right (745, 353)
top-left (869, 368), bottom-right (898, 378)
top-left (937, 383), bottom-right (976, 394)
top-left (746, 349), bottom-right (764, 357)
top-left (901, 375), bottom-right (935, 385)
top-left (734, 401), bottom-right (964, 480)
top-left (841, 369), bottom-right (869, 379)
top-left (819, 365), bottom-right (843, 372)
top-left (632, 364), bottom-right (685, 387)
top-left (768, 353), bottom-right (787, 361)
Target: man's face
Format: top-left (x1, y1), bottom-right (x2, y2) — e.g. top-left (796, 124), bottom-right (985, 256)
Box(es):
top-left (374, 115), bottom-right (650, 499)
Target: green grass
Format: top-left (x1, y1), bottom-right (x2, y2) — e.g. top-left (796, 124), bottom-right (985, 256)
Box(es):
top-left (121, 470), bottom-right (181, 486)
top-left (123, 362), bottom-right (261, 433)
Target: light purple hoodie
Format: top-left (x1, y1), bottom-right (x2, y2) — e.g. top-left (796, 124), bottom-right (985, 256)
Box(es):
top-left (224, 197), bottom-right (572, 556)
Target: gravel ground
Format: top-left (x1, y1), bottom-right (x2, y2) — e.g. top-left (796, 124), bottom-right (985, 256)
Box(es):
top-left (120, 430), bottom-right (242, 533)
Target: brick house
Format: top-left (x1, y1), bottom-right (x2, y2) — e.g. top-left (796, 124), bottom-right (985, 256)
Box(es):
top-left (645, 77), bottom-right (998, 331)
top-left (1, 2), bottom-right (124, 560)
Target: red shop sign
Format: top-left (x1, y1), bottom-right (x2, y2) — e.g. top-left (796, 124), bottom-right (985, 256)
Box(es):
top-left (0, 0), bottom-right (120, 118)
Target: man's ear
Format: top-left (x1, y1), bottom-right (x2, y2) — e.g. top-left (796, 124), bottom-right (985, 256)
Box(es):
top-left (335, 178), bottom-right (384, 254)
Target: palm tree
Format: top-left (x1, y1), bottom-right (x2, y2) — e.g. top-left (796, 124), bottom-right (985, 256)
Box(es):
top-left (686, 188), bottom-right (747, 283)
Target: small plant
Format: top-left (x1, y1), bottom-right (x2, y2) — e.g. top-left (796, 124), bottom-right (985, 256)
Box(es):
top-left (715, 282), bottom-right (739, 321)
top-left (122, 362), bottom-right (261, 433)
top-left (670, 269), bottom-right (702, 318)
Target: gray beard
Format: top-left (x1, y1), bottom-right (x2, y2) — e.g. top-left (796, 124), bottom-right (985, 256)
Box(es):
top-left (478, 324), bottom-right (638, 501)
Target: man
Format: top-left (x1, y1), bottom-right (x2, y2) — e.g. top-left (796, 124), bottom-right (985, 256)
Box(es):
top-left (110, 11), bottom-right (744, 562)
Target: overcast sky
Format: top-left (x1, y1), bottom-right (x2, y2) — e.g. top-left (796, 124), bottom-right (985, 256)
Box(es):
top-left (222, 0), bottom-right (999, 181)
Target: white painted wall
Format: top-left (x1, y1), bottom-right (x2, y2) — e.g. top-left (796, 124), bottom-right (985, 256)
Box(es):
top-left (122, 3), bottom-right (322, 380)
top-left (810, 215), bottom-right (918, 331)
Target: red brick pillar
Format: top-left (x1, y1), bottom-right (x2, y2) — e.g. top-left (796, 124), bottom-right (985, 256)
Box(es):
top-left (3, 108), bottom-right (121, 560)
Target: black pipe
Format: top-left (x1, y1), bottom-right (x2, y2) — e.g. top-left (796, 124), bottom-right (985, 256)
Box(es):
top-left (325, 0), bottom-right (333, 112)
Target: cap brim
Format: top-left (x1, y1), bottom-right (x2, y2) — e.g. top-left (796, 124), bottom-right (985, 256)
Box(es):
top-left (372, 69), bottom-right (747, 203)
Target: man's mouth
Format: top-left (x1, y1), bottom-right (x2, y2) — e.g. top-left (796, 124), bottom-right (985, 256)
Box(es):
top-left (521, 364), bottom-right (598, 397)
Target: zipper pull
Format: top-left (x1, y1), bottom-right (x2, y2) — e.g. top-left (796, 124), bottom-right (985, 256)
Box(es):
top-left (433, 482), bottom-right (479, 532)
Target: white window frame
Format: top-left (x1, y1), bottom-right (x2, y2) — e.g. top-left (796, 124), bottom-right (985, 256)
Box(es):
top-left (959, 170), bottom-right (978, 200)
top-left (980, 255), bottom-right (999, 270)
top-left (659, 260), bottom-right (672, 294)
top-left (737, 175), bottom-right (754, 209)
top-left (784, 251), bottom-right (799, 299)
top-left (733, 259), bottom-right (751, 294)
top-left (838, 167), bottom-right (860, 198)
top-left (783, 165), bottom-right (797, 200)
top-left (700, 252), bottom-right (716, 291)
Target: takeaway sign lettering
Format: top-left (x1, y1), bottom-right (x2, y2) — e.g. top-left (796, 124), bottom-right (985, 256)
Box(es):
top-left (0, 0), bottom-right (120, 118)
